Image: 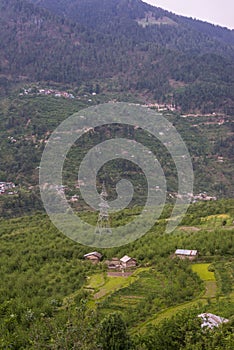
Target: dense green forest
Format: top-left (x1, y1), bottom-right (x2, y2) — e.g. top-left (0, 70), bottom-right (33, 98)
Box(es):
top-left (0, 0), bottom-right (234, 113)
top-left (31, 0), bottom-right (234, 49)
top-left (0, 199), bottom-right (233, 348)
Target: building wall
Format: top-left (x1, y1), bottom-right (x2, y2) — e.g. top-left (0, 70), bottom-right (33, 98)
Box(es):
top-left (121, 259), bottom-right (137, 268)
top-left (176, 254), bottom-right (196, 261)
top-left (85, 256), bottom-right (100, 264)
top-left (126, 260), bottom-right (137, 268)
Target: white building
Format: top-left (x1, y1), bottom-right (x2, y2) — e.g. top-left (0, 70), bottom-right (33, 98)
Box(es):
top-left (198, 313), bottom-right (229, 329)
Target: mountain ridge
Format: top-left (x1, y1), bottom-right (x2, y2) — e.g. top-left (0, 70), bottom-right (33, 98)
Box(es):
top-left (30, 0), bottom-right (234, 48)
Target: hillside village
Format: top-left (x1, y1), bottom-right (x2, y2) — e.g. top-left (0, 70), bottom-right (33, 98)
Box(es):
top-left (84, 249), bottom-right (199, 268)
top-left (19, 87), bottom-right (97, 102)
top-left (81, 246), bottom-right (231, 335)
top-left (84, 252), bottom-right (137, 270)
top-left (19, 87), bottom-right (232, 119)
top-left (0, 182), bottom-right (16, 195)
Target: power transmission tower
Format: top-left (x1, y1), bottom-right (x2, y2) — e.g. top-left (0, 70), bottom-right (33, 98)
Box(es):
top-left (95, 182), bottom-right (112, 235)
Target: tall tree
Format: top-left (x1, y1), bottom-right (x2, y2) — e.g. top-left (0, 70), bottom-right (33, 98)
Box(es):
top-left (99, 312), bottom-right (131, 350)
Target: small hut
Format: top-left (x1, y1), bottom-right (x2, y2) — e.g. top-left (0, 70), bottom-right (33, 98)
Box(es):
top-left (120, 255), bottom-right (137, 269)
top-left (83, 251), bottom-right (102, 264)
top-left (175, 249), bottom-right (198, 261)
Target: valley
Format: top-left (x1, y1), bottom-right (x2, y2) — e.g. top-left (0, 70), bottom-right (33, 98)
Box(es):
top-left (0, 0), bottom-right (233, 348)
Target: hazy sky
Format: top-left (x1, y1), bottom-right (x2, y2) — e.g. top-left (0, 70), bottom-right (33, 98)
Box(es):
top-left (143, 0), bottom-right (234, 29)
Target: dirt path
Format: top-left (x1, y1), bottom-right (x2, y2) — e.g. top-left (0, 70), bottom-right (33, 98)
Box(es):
top-left (107, 271), bottom-right (133, 277)
top-left (204, 281), bottom-right (217, 298)
top-left (179, 226), bottom-right (200, 232)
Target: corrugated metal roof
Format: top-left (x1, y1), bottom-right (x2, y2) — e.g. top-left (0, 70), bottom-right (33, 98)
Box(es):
top-left (198, 313), bottom-right (229, 329)
top-left (120, 255), bottom-right (131, 263)
top-left (84, 251), bottom-right (102, 259)
top-left (175, 249), bottom-right (197, 256)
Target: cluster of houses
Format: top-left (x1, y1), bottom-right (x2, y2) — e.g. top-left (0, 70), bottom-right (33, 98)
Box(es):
top-left (84, 249), bottom-right (199, 267)
top-left (20, 88), bottom-right (75, 99)
top-left (146, 102), bottom-right (177, 112)
top-left (192, 192), bottom-right (217, 202)
top-left (170, 192), bottom-right (217, 202)
top-left (0, 182), bottom-right (16, 195)
top-left (8, 136), bottom-right (17, 143)
top-left (168, 192), bottom-right (217, 202)
top-left (19, 87), bottom-right (99, 101)
top-left (38, 89), bottom-right (75, 99)
top-left (83, 252), bottom-right (137, 269)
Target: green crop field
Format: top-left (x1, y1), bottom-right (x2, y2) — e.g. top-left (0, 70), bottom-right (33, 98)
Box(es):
top-left (192, 263), bottom-right (216, 281)
top-left (86, 273), bottom-right (106, 290)
top-left (96, 264), bottom-right (203, 326)
top-left (93, 275), bottom-right (136, 300)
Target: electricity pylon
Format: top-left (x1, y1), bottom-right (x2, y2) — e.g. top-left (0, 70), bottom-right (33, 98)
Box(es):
top-left (95, 182), bottom-right (112, 235)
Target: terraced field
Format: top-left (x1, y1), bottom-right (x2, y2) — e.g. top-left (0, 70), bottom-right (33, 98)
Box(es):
top-left (82, 263), bottom-right (203, 327)
top-left (192, 263), bottom-right (217, 298)
top-left (82, 261), bottom-right (234, 334)
top-left (131, 263), bottom-right (218, 332)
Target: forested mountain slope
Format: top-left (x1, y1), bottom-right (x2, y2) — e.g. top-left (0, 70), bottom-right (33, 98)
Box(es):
top-left (31, 0), bottom-right (234, 55)
top-left (0, 0), bottom-right (233, 113)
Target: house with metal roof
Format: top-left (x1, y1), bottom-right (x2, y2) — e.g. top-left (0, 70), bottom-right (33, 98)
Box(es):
top-left (120, 255), bottom-right (137, 269)
top-left (198, 313), bottom-right (229, 329)
top-left (175, 249), bottom-right (198, 260)
top-left (84, 251), bottom-right (102, 264)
